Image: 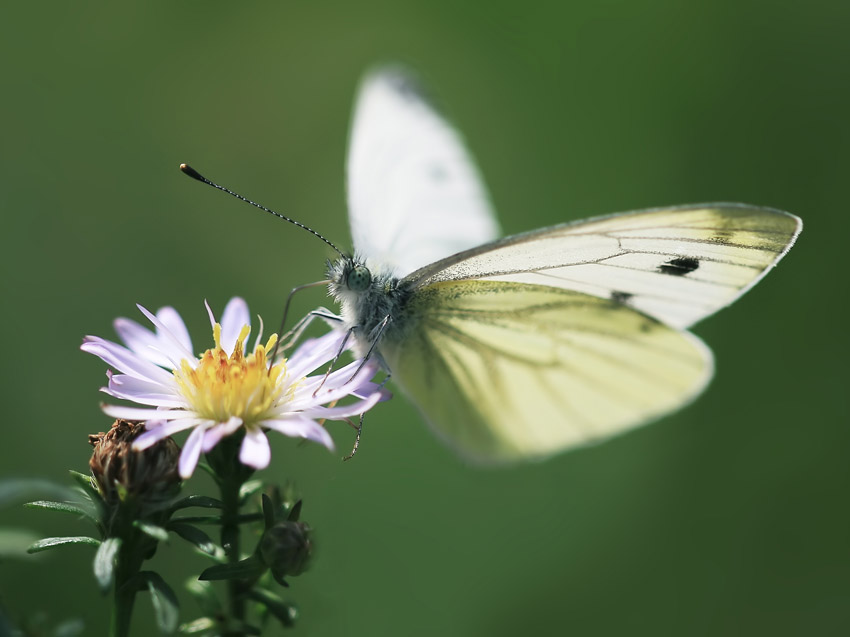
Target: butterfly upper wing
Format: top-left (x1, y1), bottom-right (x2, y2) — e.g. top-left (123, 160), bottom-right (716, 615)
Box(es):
top-left (404, 204), bottom-right (802, 329)
top-left (382, 280), bottom-right (713, 462)
top-left (346, 67), bottom-right (500, 277)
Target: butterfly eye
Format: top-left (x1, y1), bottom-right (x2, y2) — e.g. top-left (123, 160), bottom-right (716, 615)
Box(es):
top-left (347, 265), bottom-right (372, 291)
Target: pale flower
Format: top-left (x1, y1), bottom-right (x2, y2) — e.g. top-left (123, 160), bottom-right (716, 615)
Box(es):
top-left (82, 298), bottom-right (388, 478)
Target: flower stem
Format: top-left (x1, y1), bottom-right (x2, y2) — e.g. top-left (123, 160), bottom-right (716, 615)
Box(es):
top-left (110, 532), bottom-right (147, 637)
top-left (207, 432), bottom-right (254, 632)
top-left (221, 471), bottom-right (246, 622)
top-left (111, 570), bottom-right (137, 637)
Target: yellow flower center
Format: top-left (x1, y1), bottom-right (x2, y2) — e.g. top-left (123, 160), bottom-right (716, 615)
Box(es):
top-left (174, 323), bottom-right (288, 426)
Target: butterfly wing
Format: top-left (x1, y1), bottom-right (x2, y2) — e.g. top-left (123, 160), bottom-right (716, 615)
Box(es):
top-left (346, 67), bottom-right (500, 277)
top-left (404, 204), bottom-right (802, 329)
top-left (382, 280), bottom-right (713, 462)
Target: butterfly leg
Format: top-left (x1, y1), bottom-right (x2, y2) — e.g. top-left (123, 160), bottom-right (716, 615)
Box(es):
top-left (278, 307), bottom-right (342, 352)
top-left (269, 280), bottom-right (334, 362)
top-left (311, 327), bottom-right (355, 398)
top-left (344, 314), bottom-right (392, 385)
top-left (310, 313), bottom-right (393, 397)
top-left (326, 318), bottom-right (392, 459)
top-left (343, 413), bottom-right (365, 461)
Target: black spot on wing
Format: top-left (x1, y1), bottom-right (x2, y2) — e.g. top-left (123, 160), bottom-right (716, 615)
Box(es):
top-left (610, 291), bottom-right (633, 304)
top-left (659, 257), bottom-right (700, 276)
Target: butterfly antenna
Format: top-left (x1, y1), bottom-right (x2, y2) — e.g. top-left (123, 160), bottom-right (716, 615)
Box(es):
top-left (179, 163), bottom-right (345, 256)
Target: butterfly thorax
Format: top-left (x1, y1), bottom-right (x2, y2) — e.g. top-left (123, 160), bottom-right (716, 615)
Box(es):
top-left (327, 256), bottom-right (414, 358)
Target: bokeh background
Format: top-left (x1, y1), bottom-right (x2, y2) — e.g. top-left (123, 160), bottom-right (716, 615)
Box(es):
top-left (2, 1), bottom-right (848, 635)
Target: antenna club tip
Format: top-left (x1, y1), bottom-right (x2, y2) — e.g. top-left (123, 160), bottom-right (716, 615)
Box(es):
top-left (179, 163), bottom-right (205, 182)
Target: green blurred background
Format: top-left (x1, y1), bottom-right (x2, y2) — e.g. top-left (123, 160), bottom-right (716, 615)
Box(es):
top-left (1, 1), bottom-right (848, 635)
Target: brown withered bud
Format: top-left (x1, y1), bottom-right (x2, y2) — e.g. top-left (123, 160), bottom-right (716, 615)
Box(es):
top-left (89, 419), bottom-right (181, 505)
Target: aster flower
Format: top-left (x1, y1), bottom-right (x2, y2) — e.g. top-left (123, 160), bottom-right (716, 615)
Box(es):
top-left (81, 298), bottom-right (388, 478)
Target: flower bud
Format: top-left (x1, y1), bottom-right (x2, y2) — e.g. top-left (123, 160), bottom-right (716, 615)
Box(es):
top-left (259, 520), bottom-right (313, 581)
top-left (89, 419), bottom-right (181, 505)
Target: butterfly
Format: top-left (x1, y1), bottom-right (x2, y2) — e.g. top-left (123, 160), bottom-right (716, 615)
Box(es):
top-left (317, 67), bottom-right (803, 463)
top-left (184, 67), bottom-right (802, 463)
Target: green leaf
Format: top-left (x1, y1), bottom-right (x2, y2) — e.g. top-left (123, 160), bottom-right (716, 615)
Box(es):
top-left (168, 523), bottom-right (218, 556)
top-left (185, 579), bottom-right (223, 616)
top-left (68, 470), bottom-right (96, 492)
top-left (52, 618), bottom-right (85, 637)
top-left (248, 588), bottom-right (298, 627)
top-left (24, 500), bottom-right (98, 523)
top-left (139, 571), bottom-right (179, 633)
top-left (261, 494), bottom-right (275, 530)
top-left (28, 536), bottom-right (100, 553)
top-left (170, 512), bottom-right (263, 526)
top-left (94, 537), bottom-right (122, 592)
top-left (134, 520), bottom-right (170, 542)
top-left (198, 556), bottom-right (266, 581)
top-left (239, 479), bottom-right (264, 504)
top-left (169, 495), bottom-right (224, 512)
top-left (177, 617), bottom-right (217, 635)
top-left (287, 499), bottom-right (302, 522)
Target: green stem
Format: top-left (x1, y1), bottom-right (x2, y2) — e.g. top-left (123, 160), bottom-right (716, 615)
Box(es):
top-left (207, 433), bottom-right (254, 634)
top-left (110, 532), bottom-right (147, 637)
top-left (111, 571), bottom-right (137, 637)
top-left (221, 471), bottom-right (246, 622)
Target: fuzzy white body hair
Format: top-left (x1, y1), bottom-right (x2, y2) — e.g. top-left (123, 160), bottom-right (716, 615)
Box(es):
top-left (326, 256), bottom-right (415, 360)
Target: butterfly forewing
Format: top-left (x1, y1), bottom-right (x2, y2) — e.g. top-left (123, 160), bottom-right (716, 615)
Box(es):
top-left (383, 280), bottom-right (713, 462)
top-left (346, 68), bottom-right (500, 277)
top-left (404, 205), bottom-right (802, 329)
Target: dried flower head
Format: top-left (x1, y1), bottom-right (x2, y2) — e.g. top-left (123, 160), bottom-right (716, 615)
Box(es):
top-left (89, 419), bottom-right (181, 504)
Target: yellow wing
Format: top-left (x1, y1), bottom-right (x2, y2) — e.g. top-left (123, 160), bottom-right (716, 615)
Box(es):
top-left (382, 280), bottom-right (713, 462)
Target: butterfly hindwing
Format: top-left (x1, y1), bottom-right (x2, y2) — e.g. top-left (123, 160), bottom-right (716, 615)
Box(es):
top-left (382, 280), bottom-right (713, 462)
top-left (405, 205), bottom-right (801, 329)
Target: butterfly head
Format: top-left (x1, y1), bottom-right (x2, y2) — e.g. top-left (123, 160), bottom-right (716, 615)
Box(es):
top-left (347, 264), bottom-right (372, 291)
top-left (328, 256), bottom-right (367, 295)
top-left (327, 255), bottom-right (407, 346)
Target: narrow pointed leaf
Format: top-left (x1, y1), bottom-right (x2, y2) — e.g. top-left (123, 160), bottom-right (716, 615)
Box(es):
top-left (140, 571), bottom-right (179, 633)
top-left (198, 556), bottom-right (266, 581)
top-left (287, 499), bottom-right (302, 522)
top-left (185, 579), bottom-right (223, 616)
top-left (28, 536), bottom-right (100, 553)
top-left (248, 588), bottom-right (298, 627)
top-left (52, 618), bottom-right (85, 637)
top-left (261, 494), bottom-right (274, 530)
top-left (177, 617), bottom-right (217, 635)
top-left (68, 470), bottom-right (97, 494)
top-left (170, 495), bottom-right (224, 512)
top-left (239, 479), bottom-right (264, 504)
top-left (134, 520), bottom-right (169, 542)
top-left (24, 500), bottom-right (98, 523)
top-left (168, 523), bottom-right (218, 555)
top-left (94, 537), bottom-right (122, 591)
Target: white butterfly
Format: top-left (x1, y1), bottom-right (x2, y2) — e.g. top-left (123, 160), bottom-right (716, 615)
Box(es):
top-left (323, 68), bottom-right (802, 462)
top-left (185, 67), bottom-right (785, 464)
